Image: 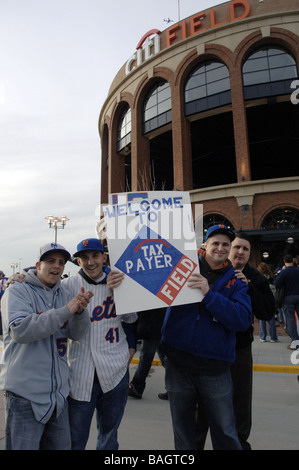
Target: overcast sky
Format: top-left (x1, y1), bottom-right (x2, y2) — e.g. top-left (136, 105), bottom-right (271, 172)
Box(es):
top-left (0, 0), bottom-right (218, 277)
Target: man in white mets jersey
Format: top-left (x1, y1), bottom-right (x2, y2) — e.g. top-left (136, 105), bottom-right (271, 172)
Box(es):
top-left (64, 238), bottom-right (137, 450)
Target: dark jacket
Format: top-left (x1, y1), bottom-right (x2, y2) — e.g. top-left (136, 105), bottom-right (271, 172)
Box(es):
top-left (136, 307), bottom-right (166, 340)
top-left (274, 266), bottom-right (299, 296)
top-left (162, 264), bottom-right (252, 366)
top-left (236, 264), bottom-right (275, 349)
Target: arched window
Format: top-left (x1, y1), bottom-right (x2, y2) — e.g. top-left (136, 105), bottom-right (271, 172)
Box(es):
top-left (117, 106), bottom-right (131, 152)
top-left (203, 214), bottom-right (234, 238)
top-left (142, 81), bottom-right (172, 134)
top-left (261, 207), bottom-right (299, 230)
top-left (242, 46), bottom-right (298, 100)
top-left (185, 61), bottom-right (231, 115)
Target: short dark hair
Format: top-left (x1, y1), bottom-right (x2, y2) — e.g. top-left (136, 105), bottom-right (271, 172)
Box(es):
top-left (234, 231), bottom-right (252, 245)
top-left (284, 254), bottom-right (294, 264)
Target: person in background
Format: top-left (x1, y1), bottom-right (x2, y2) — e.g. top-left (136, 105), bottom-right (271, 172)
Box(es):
top-left (0, 271), bottom-right (7, 299)
top-left (275, 254), bottom-right (299, 350)
top-left (0, 243), bottom-right (92, 450)
top-left (257, 262), bottom-right (278, 343)
top-left (227, 232), bottom-right (275, 449)
top-left (0, 271), bottom-right (8, 335)
top-left (128, 307), bottom-right (166, 400)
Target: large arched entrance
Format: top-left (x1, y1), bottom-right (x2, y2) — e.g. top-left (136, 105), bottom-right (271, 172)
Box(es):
top-left (249, 207), bottom-right (299, 267)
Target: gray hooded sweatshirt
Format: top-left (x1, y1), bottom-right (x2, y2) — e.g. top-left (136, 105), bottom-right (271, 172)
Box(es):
top-left (0, 268), bottom-right (90, 423)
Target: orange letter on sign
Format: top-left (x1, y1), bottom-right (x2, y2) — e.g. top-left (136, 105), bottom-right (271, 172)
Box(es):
top-left (230, 0), bottom-right (250, 22)
top-left (190, 12), bottom-right (206, 36)
top-left (166, 23), bottom-right (180, 47)
top-left (210, 7), bottom-right (227, 28)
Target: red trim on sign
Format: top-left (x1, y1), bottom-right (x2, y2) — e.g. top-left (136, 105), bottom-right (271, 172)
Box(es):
top-left (136, 29), bottom-right (161, 49)
top-left (134, 239), bottom-right (170, 252)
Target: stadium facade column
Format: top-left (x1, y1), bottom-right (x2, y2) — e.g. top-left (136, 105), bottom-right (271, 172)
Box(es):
top-left (230, 53), bottom-right (251, 182)
top-left (172, 79), bottom-right (193, 191)
top-left (108, 115), bottom-right (125, 195)
top-left (100, 124), bottom-right (109, 204)
top-left (131, 102), bottom-right (151, 191)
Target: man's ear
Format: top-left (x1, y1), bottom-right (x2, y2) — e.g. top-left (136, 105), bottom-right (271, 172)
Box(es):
top-left (35, 261), bottom-right (41, 270)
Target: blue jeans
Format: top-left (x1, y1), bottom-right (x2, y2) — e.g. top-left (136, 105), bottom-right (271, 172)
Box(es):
top-left (4, 391), bottom-right (71, 450)
top-left (165, 359), bottom-right (241, 450)
top-left (259, 317), bottom-right (278, 341)
top-left (283, 295), bottom-right (299, 342)
top-left (68, 370), bottom-right (129, 450)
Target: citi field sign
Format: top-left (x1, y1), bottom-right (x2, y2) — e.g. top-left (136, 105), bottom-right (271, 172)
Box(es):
top-left (125, 0), bottom-right (250, 75)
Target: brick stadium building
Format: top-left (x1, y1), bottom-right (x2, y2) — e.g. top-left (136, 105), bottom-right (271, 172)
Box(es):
top-left (98, 0), bottom-right (299, 267)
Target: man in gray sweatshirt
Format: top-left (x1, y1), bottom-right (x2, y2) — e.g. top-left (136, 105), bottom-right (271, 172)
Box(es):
top-left (0, 242), bottom-right (93, 450)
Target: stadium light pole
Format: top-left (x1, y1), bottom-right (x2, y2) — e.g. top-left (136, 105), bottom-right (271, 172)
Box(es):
top-left (45, 215), bottom-right (69, 243)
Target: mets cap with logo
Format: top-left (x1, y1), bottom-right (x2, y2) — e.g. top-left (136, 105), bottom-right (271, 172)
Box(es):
top-left (205, 224), bottom-right (235, 242)
top-left (73, 238), bottom-right (104, 257)
top-left (38, 243), bottom-right (71, 262)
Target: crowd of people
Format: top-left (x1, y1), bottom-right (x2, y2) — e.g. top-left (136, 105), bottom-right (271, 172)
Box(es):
top-left (255, 254), bottom-right (299, 349)
top-left (0, 225), bottom-right (298, 450)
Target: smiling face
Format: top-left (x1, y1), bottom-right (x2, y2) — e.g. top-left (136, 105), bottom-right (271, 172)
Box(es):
top-left (204, 234), bottom-right (231, 269)
top-left (76, 250), bottom-right (107, 280)
top-left (229, 237), bottom-right (251, 269)
top-left (36, 252), bottom-right (66, 287)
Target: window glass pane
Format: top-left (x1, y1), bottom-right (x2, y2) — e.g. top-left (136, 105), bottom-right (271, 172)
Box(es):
top-left (268, 47), bottom-right (286, 56)
top-left (184, 61), bottom-right (230, 105)
top-left (185, 85), bottom-right (207, 102)
top-left (119, 127), bottom-right (125, 139)
top-left (251, 49), bottom-right (267, 59)
top-left (118, 107), bottom-right (131, 138)
top-left (243, 70), bottom-right (270, 86)
top-left (206, 62), bottom-right (228, 78)
top-left (270, 65), bottom-right (297, 82)
top-left (193, 68), bottom-right (206, 80)
top-left (158, 98), bottom-right (172, 114)
top-left (186, 74), bottom-right (206, 90)
top-left (243, 56), bottom-right (268, 73)
top-left (143, 82), bottom-right (172, 129)
top-left (207, 77), bottom-right (230, 95)
top-left (145, 94), bottom-right (157, 109)
top-left (144, 107), bottom-right (157, 121)
top-left (243, 46), bottom-right (298, 87)
top-left (158, 85), bottom-right (171, 101)
top-left (117, 107), bottom-right (131, 150)
top-left (206, 67), bottom-right (226, 82)
top-left (269, 53), bottom-right (294, 68)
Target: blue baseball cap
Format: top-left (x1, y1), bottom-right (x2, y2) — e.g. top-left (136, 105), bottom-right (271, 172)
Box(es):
top-left (205, 224), bottom-right (235, 242)
top-left (73, 238), bottom-right (104, 257)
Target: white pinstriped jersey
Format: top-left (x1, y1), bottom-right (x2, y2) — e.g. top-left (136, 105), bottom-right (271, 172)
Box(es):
top-left (63, 272), bottom-right (137, 400)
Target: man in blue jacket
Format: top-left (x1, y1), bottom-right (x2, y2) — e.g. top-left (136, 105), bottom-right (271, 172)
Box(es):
top-left (161, 224), bottom-right (252, 450)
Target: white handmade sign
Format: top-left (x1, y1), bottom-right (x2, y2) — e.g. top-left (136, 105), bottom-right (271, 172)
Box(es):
top-left (104, 191), bottom-right (202, 314)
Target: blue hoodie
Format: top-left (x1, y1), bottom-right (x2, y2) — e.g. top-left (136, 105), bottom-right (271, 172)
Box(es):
top-left (161, 263), bottom-right (252, 365)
